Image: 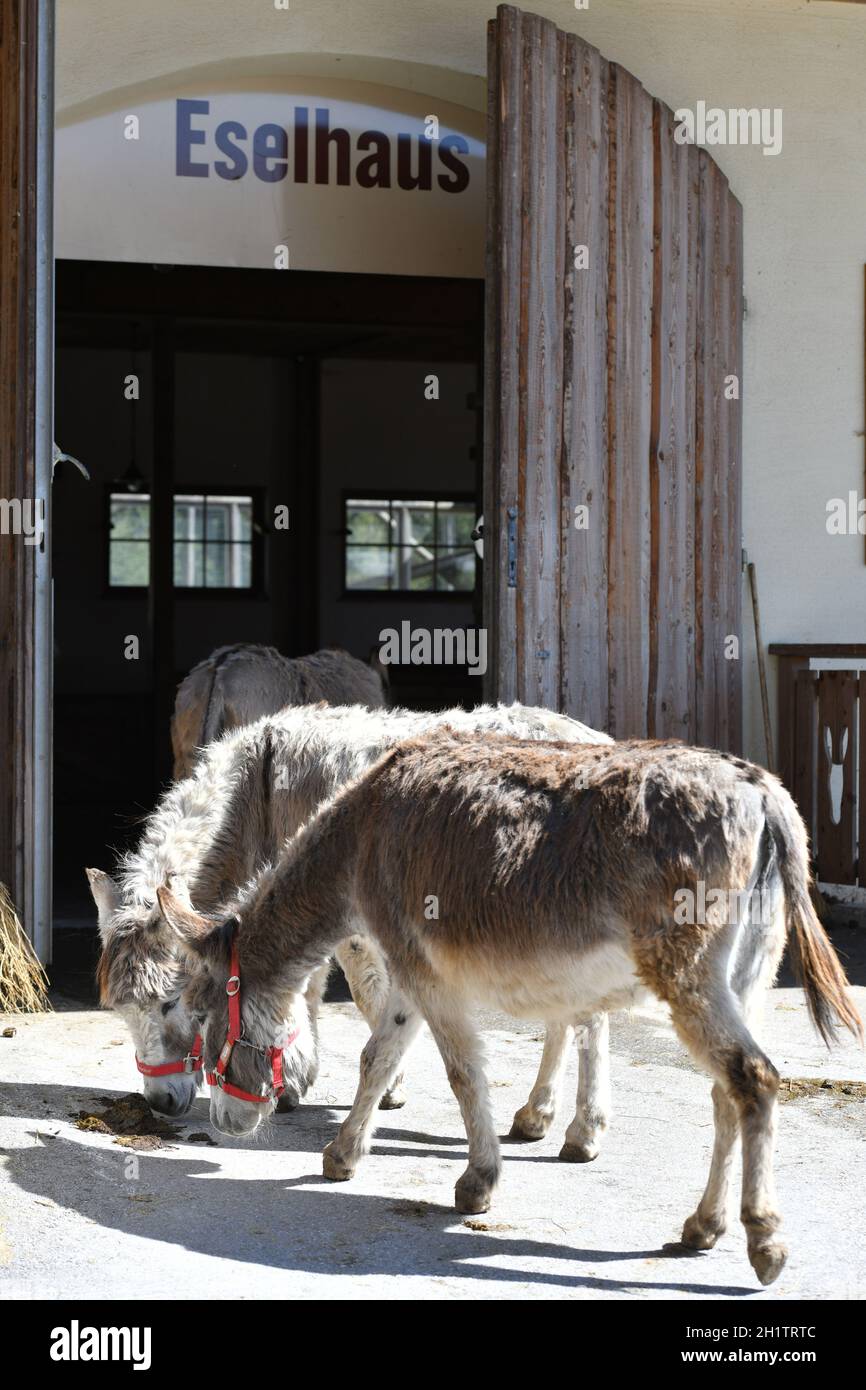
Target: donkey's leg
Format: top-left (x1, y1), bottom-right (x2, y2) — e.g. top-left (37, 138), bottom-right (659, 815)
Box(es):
top-left (736, 1057), bottom-right (785, 1286)
top-left (322, 987), bottom-right (423, 1182)
top-left (417, 997), bottom-right (502, 1215)
top-left (670, 990), bottom-right (786, 1286)
top-left (510, 1023), bottom-right (574, 1141)
top-left (681, 1083), bottom-right (739, 1249)
top-left (726, 899), bottom-right (788, 1282)
top-left (560, 1012), bottom-right (611, 1162)
top-left (334, 934), bottom-right (407, 1108)
top-left (277, 959), bottom-right (330, 1111)
top-left (334, 934), bottom-right (407, 1109)
top-left (680, 900), bottom-right (786, 1253)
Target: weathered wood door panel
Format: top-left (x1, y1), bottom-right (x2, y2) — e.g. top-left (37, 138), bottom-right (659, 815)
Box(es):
top-left (0, 0), bottom-right (53, 956)
top-left (560, 36), bottom-right (609, 733)
top-left (485, 4), bottom-right (743, 750)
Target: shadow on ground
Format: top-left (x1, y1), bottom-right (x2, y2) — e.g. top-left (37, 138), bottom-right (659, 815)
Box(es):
top-left (1, 1099), bottom-right (758, 1298)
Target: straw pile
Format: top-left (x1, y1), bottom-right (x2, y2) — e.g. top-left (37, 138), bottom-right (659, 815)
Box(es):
top-left (0, 881), bottom-right (51, 1013)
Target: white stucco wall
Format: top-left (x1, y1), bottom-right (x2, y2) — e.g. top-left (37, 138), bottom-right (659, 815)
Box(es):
top-left (56, 0), bottom-right (866, 762)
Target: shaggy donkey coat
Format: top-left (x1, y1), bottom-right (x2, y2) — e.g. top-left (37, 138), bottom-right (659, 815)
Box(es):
top-left (170, 644), bottom-right (387, 779)
top-left (163, 732), bottom-right (861, 1287)
top-left (93, 702), bottom-right (611, 1134)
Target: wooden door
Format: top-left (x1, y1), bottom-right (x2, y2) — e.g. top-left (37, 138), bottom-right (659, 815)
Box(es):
top-left (484, 4), bottom-right (743, 750)
top-left (0, 0), bottom-right (54, 956)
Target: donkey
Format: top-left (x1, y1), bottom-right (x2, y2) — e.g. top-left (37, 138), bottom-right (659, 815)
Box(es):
top-left (159, 732), bottom-right (862, 1286)
top-left (170, 644), bottom-right (387, 779)
top-left (92, 703), bottom-right (611, 1141)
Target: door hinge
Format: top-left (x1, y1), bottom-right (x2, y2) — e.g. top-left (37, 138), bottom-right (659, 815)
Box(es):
top-left (507, 506), bottom-right (518, 587)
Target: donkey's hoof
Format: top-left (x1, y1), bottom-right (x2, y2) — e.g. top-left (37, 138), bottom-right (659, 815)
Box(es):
top-left (509, 1105), bottom-right (551, 1141)
top-left (749, 1240), bottom-right (788, 1287)
top-left (454, 1170), bottom-right (493, 1215)
top-left (322, 1143), bottom-right (355, 1182)
top-left (681, 1214), bottom-right (724, 1250)
top-left (559, 1140), bottom-right (599, 1163)
top-left (379, 1087), bottom-right (406, 1111)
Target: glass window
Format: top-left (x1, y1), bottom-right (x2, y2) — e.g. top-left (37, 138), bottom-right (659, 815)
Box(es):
top-left (173, 494), bottom-right (253, 589)
top-left (109, 494), bottom-right (151, 586)
top-left (109, 493), bottom-right (255, 590)
top-left (345, 497), bottom-right (477, 594)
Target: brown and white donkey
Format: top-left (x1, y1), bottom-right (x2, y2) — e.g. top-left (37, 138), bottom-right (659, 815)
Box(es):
top-left (159, 732), bottom-right (861, 1287)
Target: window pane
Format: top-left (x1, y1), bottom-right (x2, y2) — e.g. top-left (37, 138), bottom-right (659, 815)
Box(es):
top-left (235, 543), bottom-right (252, 587)
top-left (233, 502), bottom-right (252, 543)
top-left (396, 545), bottom-right (434, 590)
top-left (205, 544), bottom-right (226, 586)
top-left (205, 505), bottom-right (228, 542)
top-left (346, 545), bottom-right (394, 590)
top-left (436, 548), bottom-right (475, 592)
top-left (110, 540), bottom-right (149, 586)
top-left (437, 503), bottom-right (476, 547)
top-left (173, 502), bottom-right (202, 540)
top-left (346, 503), bottom-right (391, 545)
top-left (395, 502), bottom-right (435, 546)
top-left (173, 542), bottom-right (204, 588)
top-left (110, 496), bottom-right (150, 540)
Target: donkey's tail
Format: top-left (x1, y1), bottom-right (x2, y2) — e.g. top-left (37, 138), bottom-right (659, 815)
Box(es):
top-left (764, 781), bottom-right (863, 1046)
top-left (199, 655), bottom-right (227, 746)
top-left (171, 645), bottom-right (240, 779)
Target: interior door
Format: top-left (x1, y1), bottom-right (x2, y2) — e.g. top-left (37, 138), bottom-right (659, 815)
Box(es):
top-left (484, 3), bottom-right (743, 751)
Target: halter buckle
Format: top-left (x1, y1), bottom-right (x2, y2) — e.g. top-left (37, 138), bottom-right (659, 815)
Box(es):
top-left (226, 975), bottom-right (241, 997)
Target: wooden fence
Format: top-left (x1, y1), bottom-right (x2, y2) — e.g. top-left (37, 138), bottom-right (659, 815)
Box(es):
top-left (772, 645), bottom-right (866, 887)
top-left (485, 4), bottom-right (743, 749)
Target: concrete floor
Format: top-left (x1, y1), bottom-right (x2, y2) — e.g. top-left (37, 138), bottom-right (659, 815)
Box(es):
top-left (1, 982), bottom-right (865, 1302)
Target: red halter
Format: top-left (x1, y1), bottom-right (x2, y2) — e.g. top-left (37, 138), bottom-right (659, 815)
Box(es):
top-left (205, 926), bottom-right (299, 1106)
top-left (136, 1034), bottom-right (203, 1078)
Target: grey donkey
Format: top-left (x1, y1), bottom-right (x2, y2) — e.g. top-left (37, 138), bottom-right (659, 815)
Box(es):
top-left (170, 643), bottom-right (387, 779)
top-left (92, 701), bottom-right (612, 1150)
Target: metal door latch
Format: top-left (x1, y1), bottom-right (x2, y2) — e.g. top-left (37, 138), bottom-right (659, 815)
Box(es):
top-left (52, 443), bottom-right (90, 481)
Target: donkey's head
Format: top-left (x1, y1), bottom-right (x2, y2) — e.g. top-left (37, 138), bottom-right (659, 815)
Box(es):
top-left (87, 868), bottom-right (203, 1116)
top-left (157, 884), bottom-right (318, 1138)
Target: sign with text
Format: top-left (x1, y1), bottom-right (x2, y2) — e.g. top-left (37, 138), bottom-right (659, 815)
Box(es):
top-left (56, 80), bottom-right (485, 277)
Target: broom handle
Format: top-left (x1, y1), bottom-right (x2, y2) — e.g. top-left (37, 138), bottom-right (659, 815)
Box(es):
top-left (747, 560), bottom-right (774, 774)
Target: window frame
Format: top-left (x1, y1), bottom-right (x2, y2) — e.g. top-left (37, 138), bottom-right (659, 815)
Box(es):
top-left (103, 485), bottom-right (265, 598)
top-left (340, 488), bottom-right (478, 600)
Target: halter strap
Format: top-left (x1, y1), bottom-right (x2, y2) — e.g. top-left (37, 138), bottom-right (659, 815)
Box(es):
top-left (136, 1034), bottom-right (203, 1078)
top-left (205, 927), bottom-right (298, 1105)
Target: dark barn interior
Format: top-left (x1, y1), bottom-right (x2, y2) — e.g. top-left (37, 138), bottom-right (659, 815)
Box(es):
top-left (53, 261), bottom-right (484, 929)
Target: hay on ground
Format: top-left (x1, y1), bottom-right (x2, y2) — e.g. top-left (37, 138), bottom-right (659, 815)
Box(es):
top-left (0, 882), bottom-right (51, 1014)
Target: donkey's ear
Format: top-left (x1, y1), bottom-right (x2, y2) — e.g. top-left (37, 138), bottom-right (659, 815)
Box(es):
top-left (156, 885), bottom-right (211, 946)
top-left (86, 868), bottom-right (120, 935)
top-left (164, 873), bottom-right (193, 909)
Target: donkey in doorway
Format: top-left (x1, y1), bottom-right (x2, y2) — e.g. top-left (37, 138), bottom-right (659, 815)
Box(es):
top-left (170, 644), bottom-right (388, 779)
top-left (92, 702), bottom-right (612, 1140)
top-left (160, 732), bottom-right (861, 1286)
